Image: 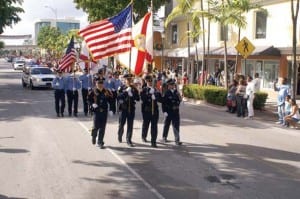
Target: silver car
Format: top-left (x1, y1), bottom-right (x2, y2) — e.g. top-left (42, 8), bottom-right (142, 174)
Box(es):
top-left (22, 66), bottom-right (56, 89)
top-left (13, 60), bottom-right (26, 70)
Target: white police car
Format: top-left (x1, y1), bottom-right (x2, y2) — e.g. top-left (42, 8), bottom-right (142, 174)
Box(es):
top-left (22, 66), bottom-right (56, 89)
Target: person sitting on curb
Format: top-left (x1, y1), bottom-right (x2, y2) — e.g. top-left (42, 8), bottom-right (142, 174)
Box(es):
top-left (284, 99), bottom-right (300, 128)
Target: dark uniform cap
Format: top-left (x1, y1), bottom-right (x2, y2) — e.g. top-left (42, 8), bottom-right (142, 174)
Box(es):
top-left (166, 78), bottom-right (176, 84)
top-left (113, 71), bottom-right (120, 76)
top-left (123, 74), bottom-right (134, 79)
top-left (98, 68), bottom-right (104, 74)
top-left (144, 75), bottom-right (153, 82)
top-left (84, 68), bottom-right (88, 72)
top-left (96, 77), bottom-right (105, 84)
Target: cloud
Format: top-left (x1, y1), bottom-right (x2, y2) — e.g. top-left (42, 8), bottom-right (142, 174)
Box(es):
top-left (2, 0), bottom-right (88, 45)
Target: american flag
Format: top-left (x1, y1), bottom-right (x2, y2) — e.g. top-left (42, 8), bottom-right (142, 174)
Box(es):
top-left (58, 36), bottom-right (76, 72)
top-left (78, 4), bottom-right (132, 61)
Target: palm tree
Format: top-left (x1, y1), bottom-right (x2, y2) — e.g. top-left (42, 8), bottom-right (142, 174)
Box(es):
top-left (196, 0), bottom-right (247, 88)
top-left (231, 0), bottom-right (266, 73)
top-left (291, 0), bottom-right (299, 98)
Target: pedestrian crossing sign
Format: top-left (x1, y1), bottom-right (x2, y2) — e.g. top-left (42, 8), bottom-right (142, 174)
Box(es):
top-left (235, 37), bottom-right (255, 59)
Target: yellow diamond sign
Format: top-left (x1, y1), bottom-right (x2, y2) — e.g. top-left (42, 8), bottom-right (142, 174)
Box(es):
top-left (235, 37), bottom-right (255, 59)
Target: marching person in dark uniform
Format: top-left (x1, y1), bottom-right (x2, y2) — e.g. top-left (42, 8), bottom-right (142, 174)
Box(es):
top-left (162, 79), bottom-right (183, 145)
top-left (79, 68), bottom-right (93, 116)
top-left (52, 70), bottom-right (66, 117)
top-left (113, 71), bottom-right (123, 114)
top-left (66, 72), bottom-right (81, 117)
top-left (90, 78), bottom-right (113, 149)
top-left (104, 72), bottom-right (116, 116)
top-left (117, 74), bottom-right (140, 147)
top-left (140, 75), bottom-right (162, 147)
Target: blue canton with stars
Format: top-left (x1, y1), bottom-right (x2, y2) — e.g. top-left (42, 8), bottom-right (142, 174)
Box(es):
top-left (108, 4), bottom-right (132, 33)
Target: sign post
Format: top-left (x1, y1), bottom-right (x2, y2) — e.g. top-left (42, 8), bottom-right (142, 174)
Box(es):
top-left (235, 37), bottom-right (255, 75)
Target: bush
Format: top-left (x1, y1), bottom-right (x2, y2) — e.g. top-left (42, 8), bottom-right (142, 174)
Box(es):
top-left (183, 84), bottom-right (227, 105)
top-left (183, 84), bottom-right (268, 108)
top-left (253, 92), bottom-right (268, 110)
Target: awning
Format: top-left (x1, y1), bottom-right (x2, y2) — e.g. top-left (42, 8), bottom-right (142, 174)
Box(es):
top-left (210, 45), bottom-right (281, 56)
top-left (165, 46), bottom-right (222, 58)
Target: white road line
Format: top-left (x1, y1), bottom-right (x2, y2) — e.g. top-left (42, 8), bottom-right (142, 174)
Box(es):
top-left (77, 121), bottom-right (166, 199)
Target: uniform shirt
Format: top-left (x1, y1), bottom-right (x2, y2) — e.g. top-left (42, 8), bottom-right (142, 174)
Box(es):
top-left (79, 74), bottom-right (93, 89)
top-left (66, 75), bottom-right (81, 91)
top-left (162, 89), bottom-right (181, 114)
top-left (93, 88), bottom-right (110, 111)
top-left (140, 86), bottom-right (162, 113)
top-left (104, 77), bottom-right (116, 91)
top-left (114, 78), bottom-right (123, 91)
top-left (117, 85), bottom-right (140, 111)
top-left (52, 76), bottom-right (66, 90)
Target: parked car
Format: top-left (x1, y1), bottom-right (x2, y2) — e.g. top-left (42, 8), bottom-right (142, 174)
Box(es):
top-left (22, 66), bottom-right (56, 89)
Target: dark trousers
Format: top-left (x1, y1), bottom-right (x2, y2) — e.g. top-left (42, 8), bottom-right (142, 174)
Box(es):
top-left (109, 91), bottom-right (117, 114)
top-left (67, 90), bottom-right (78, 115)
top-left (91, 111), bottom-right (108, 144)
top-left (118, 110), bottom-right (135, 142)
top-left (162, 112), bottom-right (180, 142)
top-left (81, 88), bottom-right (88, 114)
top-left (142, 111), bottom-right (159, 144)
top-left (236, 96), bottom-right (246, 117)
top-left (54, 89), bottom-right (65, 114)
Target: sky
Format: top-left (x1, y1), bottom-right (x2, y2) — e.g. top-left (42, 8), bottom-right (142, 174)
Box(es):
top-left (2, 0), bottom-right (89, 45)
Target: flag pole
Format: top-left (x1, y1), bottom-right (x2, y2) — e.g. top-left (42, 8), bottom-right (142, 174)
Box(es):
top-left (129, 1), bottom-right (133, 75)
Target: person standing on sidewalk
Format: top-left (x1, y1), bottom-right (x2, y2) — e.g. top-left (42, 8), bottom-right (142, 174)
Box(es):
top-left (275, 77), bottom-right (290, 124)
top-left (245, 75), bottom-right (255, 119)
top-left (162, 79), bottom-right (182, 145)
top-left (283, 99), bottom-right (300, 128)
top-left (117, 74), bottom-right (140, 147)
top-left (140, 75), bottom-right (162, 148)
top-left (235, 78), bottom-right (247, 118)
top-left (52, 70), bottom-right (66, 117)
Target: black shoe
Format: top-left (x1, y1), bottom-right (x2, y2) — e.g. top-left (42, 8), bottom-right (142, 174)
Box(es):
top-left (61, 113), bottom-right (64, 117)
top-left (118, 136), bottom-right (122, 143)
top-left (92, 137), bottom-right (96, 145)
top-left (127, 141), bottom-right (134, 147)
top-left (57, 113), bottom-right (60, 117)
top-left (142, 137), bottom-right (147, 142)
top-left (74, 113), bottom-right (78, 117)
top-left (163, 137), bottom-right (167, 143)
top-left (175, 141), bottom-right (182, 146)
top-left (84, 112), bottom-right (87, 116)
top-left (98, 142), bottom-right (105, 149)
top-left (69, 113), bottom-right (72, 117)
top-left (151, 143), bottom-right (157, 148)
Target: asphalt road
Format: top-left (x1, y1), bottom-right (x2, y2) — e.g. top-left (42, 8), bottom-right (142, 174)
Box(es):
top-left (0, 59), bottom-right (299, 199)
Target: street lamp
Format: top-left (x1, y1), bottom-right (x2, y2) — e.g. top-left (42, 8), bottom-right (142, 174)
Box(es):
top-left (161, 32), bottom-right (165, 72)
top-left (45, 5), bottom-right (58, 22)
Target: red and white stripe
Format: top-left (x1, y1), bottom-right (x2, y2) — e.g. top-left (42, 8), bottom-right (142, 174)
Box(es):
top-left (79, 20), bottom-right (132, 61)
top-left (58, 49), bottom-right (76, 72)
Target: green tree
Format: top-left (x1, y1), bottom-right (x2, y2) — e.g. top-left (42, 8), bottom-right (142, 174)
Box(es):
top-left (73, 0), bottom-right (169, 22)
top-left (37, 26), bottom-right (64, 61)
top-left (0, 0), bottom-right (24, 34)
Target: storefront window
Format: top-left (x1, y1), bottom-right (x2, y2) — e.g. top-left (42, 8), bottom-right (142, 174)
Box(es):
top-left (263, 61), bottom-right (279, 89)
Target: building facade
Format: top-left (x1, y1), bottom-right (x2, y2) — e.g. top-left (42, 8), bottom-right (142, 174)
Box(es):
top-left (34, 18), bottom-right (80, 44)
top-left (158, 0), bottom-right (300, 96)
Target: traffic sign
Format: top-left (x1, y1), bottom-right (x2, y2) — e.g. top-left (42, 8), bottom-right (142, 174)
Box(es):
top-left (235, 37), bottom-right (255, 59)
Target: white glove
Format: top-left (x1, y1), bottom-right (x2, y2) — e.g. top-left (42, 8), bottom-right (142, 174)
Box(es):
top-left (119, 99), bottom-right (124, 104)
top-left (88, 87), bottom-right (91, 90)
top-left (163, 112), bottom-right (168, 117)
top-left (149, 87), bottom-right (155, 94)
top-left (109, 111), bottom-right (113, 117)
top-left (55, 82), bottom-right (59, 86)
top-left (151, 94), bottom-right (156, 100)
top-left (126, 87), bottom-right (132, 92)
top-left (72, 87), bottom-right (76, 91)
top-left (92, 103), bottom-right (98, 108)
top-left (112, 88), bottom-right (115, 92)
top-left (128, 91), bottom-right (133, 97)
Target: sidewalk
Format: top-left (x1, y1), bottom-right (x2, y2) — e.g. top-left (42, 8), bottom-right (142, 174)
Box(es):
top-left (183, 97), bottom-right (278, 122)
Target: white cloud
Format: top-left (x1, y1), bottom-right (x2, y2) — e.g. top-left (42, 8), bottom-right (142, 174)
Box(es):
top-left (2, 0), bottom-right (88, 45)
